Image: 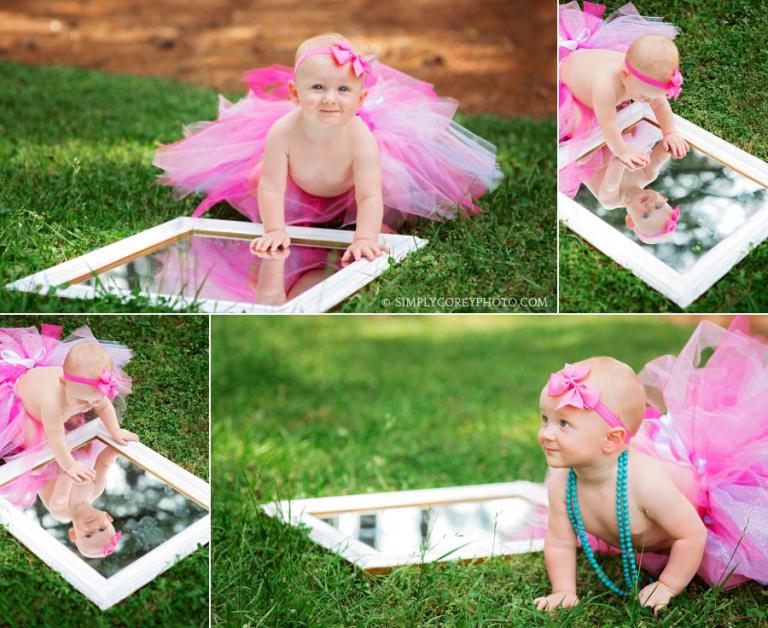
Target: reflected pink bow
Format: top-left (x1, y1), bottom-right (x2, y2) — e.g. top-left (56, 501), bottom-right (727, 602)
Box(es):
top-left (64, 368), bottom-right (119, 400)
top-left (330, 42), bottom-right (370, 77)
top-left (103, 531), bottom-right (121, 556)
top-left (667, 69), bottom-right (683, 100)
top-left (661, 205), bottom-right (681, 235)
top-left (547, 363), bottom-right (600, 410)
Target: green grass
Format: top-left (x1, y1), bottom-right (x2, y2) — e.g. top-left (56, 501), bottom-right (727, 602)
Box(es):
top-left (0, 315), bottom-right (209, 624)
top-left (560, 1), bottom-right (768, 312)
top-left (0, 61), bottom-right (556, 313)
top-left (211, 315), bottom-right (765, 625)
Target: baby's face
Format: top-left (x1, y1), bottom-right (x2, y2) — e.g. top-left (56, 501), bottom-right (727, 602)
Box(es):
top-left (625, 189), bottom-right (673, 235)
top-left (70, 508), bottom-right (115, 555)
top-left (62, 377), bottom-right (104, 411)
top-left (291, 55), bottom-right (366, 128)
top-left (538, 387), bottom-right (607, 468)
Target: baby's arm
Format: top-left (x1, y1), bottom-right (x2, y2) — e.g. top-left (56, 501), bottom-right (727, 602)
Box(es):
top-left (535, 469), bottom-right (580, 611)
top-left (650, 98), bottom-right (688, 158)
top-left (92, 397), bottom-right (139, 446)
top-left (342, 126), bottom-right (390, 263)
top-left (635, 462), bottom-right (707, 614)
top-left (251, 125), bottom-right (291, 253)
top-left (596, 157), bottom-right (628, 207)
top-left (592, 79), bottom-right (650, 169)
top-left (40, 402), bottom-right (95, 483)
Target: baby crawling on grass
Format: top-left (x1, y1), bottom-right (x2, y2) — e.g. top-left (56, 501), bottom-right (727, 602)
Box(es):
top-left (535, 319), bottom-right (768, 614)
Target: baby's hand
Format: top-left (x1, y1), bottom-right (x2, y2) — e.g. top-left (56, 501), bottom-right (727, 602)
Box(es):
top-left (341, 238), bottom-right (390, 264)
top-left (662, 132), bottom-right (689, 159)
top-left (112, 428), bottom-right (140, 446)
top-left (65, 460), bottom-right (96, 483)
top-left (534, 591), bottom-right (579, 611)
top-left (250, 229), bottom-right (291, 254)
top-left (617, 145), bottom-right (651, 170)
top-left (638, 581), bottom-right (675, 615)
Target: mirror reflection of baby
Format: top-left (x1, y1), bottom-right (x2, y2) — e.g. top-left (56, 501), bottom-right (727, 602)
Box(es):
top-left (155, 32), bottom-right (502, 264)
top-left (0, 324), bottom-right (138, 483)
top-left (0, 439), bottom-right (123, 558)
top-left (534, 317), bottom-right (768, 614)
top-left (583, 129), bottom-right (679, 244)
top-left (559, 3), bottom-right (689, 168)
top-left (41, 440), bottom-right (123, 558)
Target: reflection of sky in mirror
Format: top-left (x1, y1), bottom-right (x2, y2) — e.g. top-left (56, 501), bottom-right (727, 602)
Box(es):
top-left (574, 121), bottom-right (768, 272)
top-left (320, 498), bottom-right (547, 561)
top-left (3, 440), bottom-right (207, 578)
top-left (82, 235), bottom-right (341, 304)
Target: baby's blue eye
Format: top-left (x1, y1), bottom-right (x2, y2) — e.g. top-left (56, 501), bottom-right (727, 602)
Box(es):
top-left (643, 212), bottom-right (651, 219)
top-left (559, 419), bottom-right (570, 429)
top-left (311, 84), bottom-right (323, 91)
top-left (339, 86), bottom-right (350, 93)
top-left (541, 415), bottom-right (548, 425)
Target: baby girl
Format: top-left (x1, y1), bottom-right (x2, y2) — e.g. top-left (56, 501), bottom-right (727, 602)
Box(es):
top-left (559, 3), bottom-right (689, 169)
top-left (1, 324), bottom-right (137, 483)
top-left (535, 317), bottom-right (768, 613)
top-left (154, 32), bottom-right (502, 263)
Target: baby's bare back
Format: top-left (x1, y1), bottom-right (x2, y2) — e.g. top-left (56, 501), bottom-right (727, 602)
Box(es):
top-left (282, 109), bottom-right (359, 197)
top-left (16, 366), bottom-right (76, 424)
top-left (561, 49), bottom-right (626, 109)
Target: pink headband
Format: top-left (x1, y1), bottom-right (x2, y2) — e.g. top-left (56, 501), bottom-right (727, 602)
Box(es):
top-left (294, 41), bottom-right (370, 77)
top-left (635, 205), bottom-right (680, 238)
top-left (547, 363), bottom-right (632, 443)
top-left (79, 531), bottom-right (121, 558)
top-left (625, 57), bottom-right (683, 100)
top-left (64, 369), bottom-right (119, 400)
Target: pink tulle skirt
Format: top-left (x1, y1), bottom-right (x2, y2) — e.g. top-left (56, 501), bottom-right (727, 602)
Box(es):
top-left (0, 324), bottom-right (132, 461)
top-left (153, 61), bottom-right (503, 230)
top-left (558, 1), bottom-right (678, 143)
top-left (631, 316), bottom-right (768, 587)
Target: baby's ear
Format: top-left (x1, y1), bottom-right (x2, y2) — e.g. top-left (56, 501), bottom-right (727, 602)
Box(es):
top-left (620, 66), bottom-right (631, 80)
top-left (603, 428), bottom-right (627, 453)
top-left (106, 513), bottom-right (114, 523)
top-left (68, 527), bottom-right (76, 541)
top-left (625, 214), bottom-right (635, 228)
top-left (358, 88), bottom-right (368, 105)
top-left (287, 80), bottom-right (299, 104)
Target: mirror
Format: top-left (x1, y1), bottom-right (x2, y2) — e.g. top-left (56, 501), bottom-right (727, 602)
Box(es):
top-left (319, 497), bottom-right (547, 560)
top-left (0, 438), bottom-right (208, 577)
top-left (79, 234), bottom-right (342, 305)
top-left (564, 119), bottom-right (768, 272)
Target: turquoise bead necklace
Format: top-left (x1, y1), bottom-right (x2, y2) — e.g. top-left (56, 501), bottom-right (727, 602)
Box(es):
top-left (565, 449), bottom-right (640, 595)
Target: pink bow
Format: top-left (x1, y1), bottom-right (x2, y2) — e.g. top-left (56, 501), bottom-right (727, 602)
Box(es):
top-left (330, 42), bottom-right (370, 77)
top-left (64, 368), bottom-right (119, 400)
top-left (103, 531), bottom-right (121, 556)
top-left (547, 363), bottom-right (601, 411)
top-left (666, 69), bottom-right (683, 100)
top-left (660, 205), bottom-right (681, 235)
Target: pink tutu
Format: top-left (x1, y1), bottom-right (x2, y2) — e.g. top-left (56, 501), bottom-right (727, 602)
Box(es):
top-left (153, 60), bottom-right (503, 230)
top-left (558, 2), bottom-right (678, 143)
top-left (153, 236), bottom-right (336, 302)
top-left (0, 324), bottom-right (132, 461)
top-left (631, 316), bottom-right (768, 587)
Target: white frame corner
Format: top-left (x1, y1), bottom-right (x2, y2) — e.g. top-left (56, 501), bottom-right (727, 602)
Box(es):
top-left (0, 420), bottom-right (210, 610)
